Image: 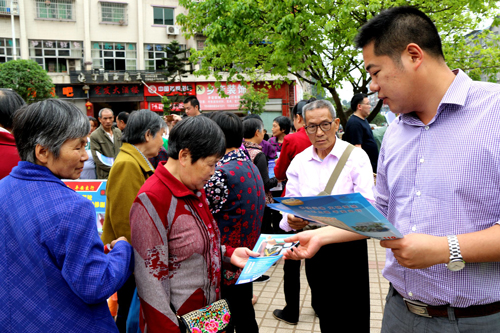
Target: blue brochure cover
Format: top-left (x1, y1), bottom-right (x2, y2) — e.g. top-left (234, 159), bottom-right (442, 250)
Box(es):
top-left (236, 234), bottom-right (296, 285)
top-left (270, 193), bottom-right (403, 240)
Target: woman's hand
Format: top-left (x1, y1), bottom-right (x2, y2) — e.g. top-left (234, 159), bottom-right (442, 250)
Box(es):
top-left (230, 247), bottom-right (260, 268)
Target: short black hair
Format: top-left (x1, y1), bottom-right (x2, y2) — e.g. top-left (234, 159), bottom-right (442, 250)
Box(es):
top-left (184, 96), bottom-right (200, 109)
top-left (13, 99), bottom-right (89, 163)
top-left (243, 114), bottom-right (263, 122)
top-left (273, 116), bottom-right (292, 135)
top-left (355, 6), bottom-right (444, 62)
top-left (168, 116), bottom-right (225, 163)
top-left (210, 111), bottom-right (243, 149)
top-left (0, 88), bottom-right (26, 130)
top-left (122, 110), bottom-right (165, 144)
top-left (117, 111), bottom-right (129, 123)
top-left (350, 93), bottom-right (368, 112)
top-left (292, 97), bottom-right (317, 118)
top-left (243, 118), bottom-right (264, 139)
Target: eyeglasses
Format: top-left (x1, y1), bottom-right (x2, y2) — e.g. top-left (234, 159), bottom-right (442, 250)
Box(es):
top-left (304, 121), bottom-right (334, 134)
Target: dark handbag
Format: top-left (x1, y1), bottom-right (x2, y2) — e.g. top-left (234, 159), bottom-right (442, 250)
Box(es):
top-left (171, 299), bottom-right (232, 333)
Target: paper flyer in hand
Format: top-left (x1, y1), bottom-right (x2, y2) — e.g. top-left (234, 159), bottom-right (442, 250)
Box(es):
top-left (96, 151), bottom-right (115, 167)
top-left (236, 234), bottom-right (296, 285)
top-left (269, 193), bottom-right (403, 240)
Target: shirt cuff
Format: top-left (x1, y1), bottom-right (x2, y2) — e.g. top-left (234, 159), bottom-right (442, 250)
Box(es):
top-left (279, 213), bottom-right (294, 232)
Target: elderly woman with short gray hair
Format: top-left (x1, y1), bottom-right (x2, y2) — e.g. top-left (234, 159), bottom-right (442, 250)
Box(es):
top-left (0, 99), bottom-right (134, 332)
top-left (101, 109), bottom-right (166, 331)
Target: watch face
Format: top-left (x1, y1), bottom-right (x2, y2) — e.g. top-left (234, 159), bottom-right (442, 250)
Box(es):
top-left (448, 260), bottom-right (465, 271)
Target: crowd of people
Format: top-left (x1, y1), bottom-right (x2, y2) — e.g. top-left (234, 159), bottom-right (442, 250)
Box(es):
top-left (1, 6), bottom-right (500, 333)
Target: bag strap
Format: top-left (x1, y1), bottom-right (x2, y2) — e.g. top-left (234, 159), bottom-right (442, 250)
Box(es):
top-left (317, 144), bottom-right (355, 196)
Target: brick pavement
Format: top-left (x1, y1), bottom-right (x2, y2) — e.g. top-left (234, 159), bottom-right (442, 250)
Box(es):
top-left (253, 238), bottom-right (389, 333)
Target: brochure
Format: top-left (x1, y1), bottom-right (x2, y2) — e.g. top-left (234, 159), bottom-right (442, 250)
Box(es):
top-left (96, 151), bottom-right (115, 167)
top-left (236, 234), bottom-right (297, 285)
top-left (269, 193), bottom-right (403, 240)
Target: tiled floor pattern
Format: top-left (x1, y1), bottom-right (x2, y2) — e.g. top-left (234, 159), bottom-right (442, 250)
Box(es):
top-left (253, 238), bottom-right (388, 333)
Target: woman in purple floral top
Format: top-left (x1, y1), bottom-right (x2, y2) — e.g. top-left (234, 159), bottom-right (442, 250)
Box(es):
top-left (205, 112), bottom-right (266, 333)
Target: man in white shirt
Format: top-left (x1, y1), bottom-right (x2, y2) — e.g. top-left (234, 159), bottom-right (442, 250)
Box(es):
top-left (275, 99), bottom-right (374, 332)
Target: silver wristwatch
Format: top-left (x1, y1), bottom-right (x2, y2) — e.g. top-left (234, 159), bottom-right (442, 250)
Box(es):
top-left (446, 235), bottom-right (465, 271)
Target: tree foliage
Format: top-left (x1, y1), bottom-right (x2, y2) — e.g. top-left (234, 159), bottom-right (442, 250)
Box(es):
top-left (177, 0), bottom-right (500, 127)
top-left (0, 59), bottom-right (55, 103)
top-left (160, 40), bottom-right (194, 115)
top-left (238, 84), bottom-right (269, 115)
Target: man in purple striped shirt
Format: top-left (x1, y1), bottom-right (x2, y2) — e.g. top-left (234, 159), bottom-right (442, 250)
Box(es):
top-left (284, 6), bottom-right (500, 333)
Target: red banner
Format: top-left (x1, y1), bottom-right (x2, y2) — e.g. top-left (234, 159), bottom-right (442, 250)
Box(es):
top-left (144, 82), bottom-right (195, 97)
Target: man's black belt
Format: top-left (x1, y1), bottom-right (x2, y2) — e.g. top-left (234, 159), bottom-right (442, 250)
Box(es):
top-left (394, 289), bottom-right (500, 318)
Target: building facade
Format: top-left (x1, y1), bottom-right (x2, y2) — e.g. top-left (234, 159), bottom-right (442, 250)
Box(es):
top-left (0, 0), bottom-right (294, 127)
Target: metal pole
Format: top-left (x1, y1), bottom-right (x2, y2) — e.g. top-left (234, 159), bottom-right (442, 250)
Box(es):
top-left (10, 0), bottom-right (17, 60)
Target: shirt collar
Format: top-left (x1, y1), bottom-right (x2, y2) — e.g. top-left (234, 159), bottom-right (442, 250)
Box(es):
top-left (309, 137), bottom-right (346, 162)
top-left (400, 69), bottom-right (471, 127)
top-left (217, 148), bottom-right (248, 166)
top-left (0, 126), bottom-right (10, 133)
top-left (10, 161), bottom-right (68, 188)
top-left (155, 162), bottom-right (202, 198)
top-left (119, 142), bottom-right (154, 173)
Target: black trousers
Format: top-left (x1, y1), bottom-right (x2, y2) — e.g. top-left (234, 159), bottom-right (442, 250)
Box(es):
top-left (221, 282), bottom-right (259, 333)
top-left (116, 274), bottom-right (136, 333)
top-left (305, 240), bottom-right (370, 333)
top-left (281, 257), bottom-right (302, 321)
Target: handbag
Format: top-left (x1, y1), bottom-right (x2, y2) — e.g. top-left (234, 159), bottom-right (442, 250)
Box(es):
top-left (171, 299), bottom-right (232, 333)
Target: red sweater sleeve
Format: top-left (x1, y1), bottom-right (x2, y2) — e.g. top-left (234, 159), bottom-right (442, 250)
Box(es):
top-left (274, 136), bottom-right (293, 181)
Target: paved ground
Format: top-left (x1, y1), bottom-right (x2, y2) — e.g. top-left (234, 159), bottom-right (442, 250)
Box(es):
top-left (253, 238), bottom-right (389, 333)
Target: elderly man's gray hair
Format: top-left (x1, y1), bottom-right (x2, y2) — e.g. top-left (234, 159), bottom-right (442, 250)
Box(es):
top-left (13, 99), bottom-right (90, 163)
top-left (98, 108), bottom-right (113, 118)
top-left (303, 100), bottom-right (337, 122)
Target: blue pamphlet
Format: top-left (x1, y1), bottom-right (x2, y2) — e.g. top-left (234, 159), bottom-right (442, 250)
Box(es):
top-left (269, 193), bottom-right (402, 240)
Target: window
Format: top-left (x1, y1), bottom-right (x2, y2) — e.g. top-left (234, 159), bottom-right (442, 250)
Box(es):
top-left (29, 40), bottom-right (82, 72)
top-left (0, 38), bottom-right (20, 63)
top-left (92, 42), bottom-right (136, 71)
top-left (36, 0), bottom-right (73, 20)
top-left (153, 7), bottom-right (173, 25)
top-left (101, 2), bottom-right (127, 24)
top-left (144, 43), bottom-right (187, 71)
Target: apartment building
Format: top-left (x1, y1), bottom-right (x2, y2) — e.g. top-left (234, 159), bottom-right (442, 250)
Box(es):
top-left (0, 0), bottom-right (294, 125)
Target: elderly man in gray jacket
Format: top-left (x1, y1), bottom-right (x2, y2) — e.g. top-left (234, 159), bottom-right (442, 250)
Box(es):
top-left (90, 108), bottom-right (122, 179)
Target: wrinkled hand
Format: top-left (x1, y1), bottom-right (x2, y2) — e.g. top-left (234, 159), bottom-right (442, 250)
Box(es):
top-left (288, 214), bottom-right (309, 231)
top-left (282, 230), bottom-right (323, 260)
top-left (110, 236), bottom-right (128, 250)
top-left (231, 247), bottom-right (260, 268)
top-left (380, 233), bottom-right (448, 269)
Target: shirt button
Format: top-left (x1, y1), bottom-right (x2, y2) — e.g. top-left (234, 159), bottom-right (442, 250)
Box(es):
top-left (412, 225), bottom-right (416, 232)
top-left (216, 288), bottom-right (219, 293)
top-left (416, 191), bottom-right (421, 197)
top-left (216, 268), bottom-right (220, 273)
top-left (419, 158), bottom-right (424, 163)
top-left (408, 292), bottom-right (413, 297)
top-left (424, 126), bottom-right (429, 130)
top-left (208, 224), bottom-right (212, 228)
top-left (198, 203), bottom-right (203, 208)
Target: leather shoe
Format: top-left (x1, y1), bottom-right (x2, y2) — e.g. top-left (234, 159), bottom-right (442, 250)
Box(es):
top-left (272, 309), bottom-right (298, 325)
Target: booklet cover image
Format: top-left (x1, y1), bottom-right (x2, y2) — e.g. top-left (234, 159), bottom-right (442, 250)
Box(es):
top-left (272, 193), bottom-right (403, 240)
top-left (236, 234), bottom-right (294, 285)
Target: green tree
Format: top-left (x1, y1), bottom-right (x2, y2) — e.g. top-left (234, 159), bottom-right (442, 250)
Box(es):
top-left (238, 84), bottom-right (269, 115)
top-left (177, 0), bottom-right (500, 127)
top-left (160, 40), bottom-right (195, 115)
top-left (0, 59), bottom-right (55, 103)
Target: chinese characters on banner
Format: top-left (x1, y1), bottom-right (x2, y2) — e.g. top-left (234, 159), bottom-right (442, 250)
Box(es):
top-left (90, 85), bottom-right (143, 98)
top-left (195, 82), bottom-right (248, 110)
top-left (149, 102), bottom-right (184, 112)
top-left (63, 180), bottom-right (107, 235)
top-left (143, 82), bottom-right (196, 97)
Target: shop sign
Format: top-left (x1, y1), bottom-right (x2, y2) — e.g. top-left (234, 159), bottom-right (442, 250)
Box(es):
top-left (55, 85), bottom-right (87, 99)
top-left (90, 84), bottom-right (143, 98)
top-left (149, 102), bottom-right (184, 112)
top-left (144, 82), bottom-right (195, 97)
top-left (195, 82), bottom-right (247, 110)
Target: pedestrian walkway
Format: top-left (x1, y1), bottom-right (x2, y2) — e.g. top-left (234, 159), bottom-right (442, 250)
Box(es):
top-left (253, 238), bottom-right (388, 333)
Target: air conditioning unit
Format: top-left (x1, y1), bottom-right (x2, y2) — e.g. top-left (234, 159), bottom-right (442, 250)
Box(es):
top-left (166, 25), bottom-right (180, 35)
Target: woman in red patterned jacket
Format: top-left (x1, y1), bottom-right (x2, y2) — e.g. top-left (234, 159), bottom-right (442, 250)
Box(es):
top-left (129, 116), bottom-right (258, 333)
